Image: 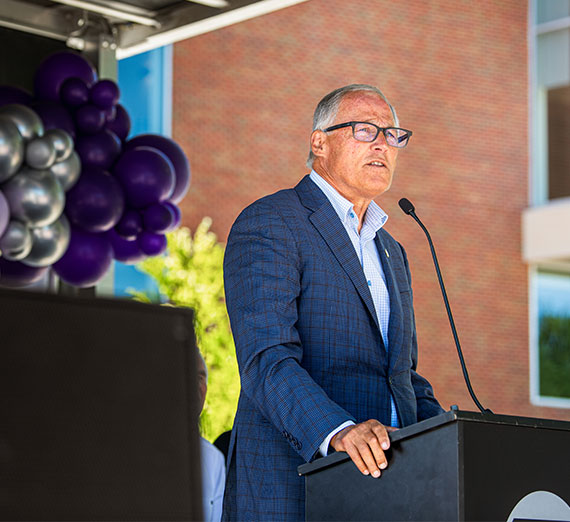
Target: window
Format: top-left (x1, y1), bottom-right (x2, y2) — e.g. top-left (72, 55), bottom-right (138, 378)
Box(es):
top-left (547, 86), bottom-right (570, 199)
top-left (531, 269), bottom-right (570, 406)
top-left (532, 0), bottom-right (570, 203)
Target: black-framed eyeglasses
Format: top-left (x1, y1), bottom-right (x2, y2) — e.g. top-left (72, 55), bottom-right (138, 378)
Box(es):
top-left (323, 121), bottom-right (413, 148)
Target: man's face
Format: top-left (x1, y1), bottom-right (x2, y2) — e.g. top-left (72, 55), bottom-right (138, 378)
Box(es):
top-left (311, 91), bottom-right (399, 203)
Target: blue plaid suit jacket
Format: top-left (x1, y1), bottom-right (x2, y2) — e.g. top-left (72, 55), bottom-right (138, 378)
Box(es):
top-left (222, 175), bottom-right (443, 521)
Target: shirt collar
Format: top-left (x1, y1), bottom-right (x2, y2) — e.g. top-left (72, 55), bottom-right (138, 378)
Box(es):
top-left (309, 170), bottom-right (388, 233)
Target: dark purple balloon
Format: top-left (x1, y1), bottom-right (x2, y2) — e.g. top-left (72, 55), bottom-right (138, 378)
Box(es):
top-left (75, 129), bottom-right (121, 170)
top-left (106, 104), bottom-right (131, 142)
top-left (65, 167), bottom-right (125, 233)
top-left (34, 52), bottom-right (97, 102)
top-left (103, 105), bottom-right (116, 122)
top-left (138, 231), bottom-right (167, 257)
top-left (125, 134), bottom-right (190, 203)
top-left (75, 104), bottom-right (105, 134)
top-left (31, 101), bottom-right (76, 139)
top-left (60, 77), bottom-right (89, 107)
top-left (113, 146), bottom-right (175, 209)
top-left (143, 202), bottom-right (176, 234)
top-left (0, 258), bottom-right (49, 287)
top-left (0, 86), bottom-right (33, 108)
top-left (107, 228), bottom-right (146, 264)
top-left (90, 79), bottom-right (120, 109)
top-left (162, 201), bottom-right (181, 231)
top-left (53, 227), bottom-right (112, 287)
top-left (115, 209), bottom-right (143, 239)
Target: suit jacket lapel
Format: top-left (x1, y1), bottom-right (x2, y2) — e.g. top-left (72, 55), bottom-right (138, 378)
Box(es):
top-left (375, 232), bottom-right (404, 369)
top-left (295, 176), bottom-right (380, 332)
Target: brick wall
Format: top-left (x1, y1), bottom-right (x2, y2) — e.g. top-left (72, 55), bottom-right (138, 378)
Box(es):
top-left (173, 0), bottom-right (570, 421)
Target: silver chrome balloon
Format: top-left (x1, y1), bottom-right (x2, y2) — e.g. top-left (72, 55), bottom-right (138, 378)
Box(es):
top-left (21, 214), bottom-right (70, 267)
top-left (45, 128), bottom-right (74, 162)
top-left (0, 104), bottom-right (43, 141)
top-left (50, 150), bottom-right (81, 191)
top-left (0, 219), bottom-right (32, 260)
top-left (2, 166), bottom-right (65, 227)
top-left (0, 116), bottom-right (24, 183)
top-left (25, 135), bottom-right (57, 170)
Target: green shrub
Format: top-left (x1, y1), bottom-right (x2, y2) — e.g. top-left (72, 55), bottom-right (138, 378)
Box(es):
top-left (132, 217), bottom-right (239, 442)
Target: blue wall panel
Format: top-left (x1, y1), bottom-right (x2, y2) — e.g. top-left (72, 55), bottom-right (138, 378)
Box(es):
top-left (114, 46), bottom-right (172, 297)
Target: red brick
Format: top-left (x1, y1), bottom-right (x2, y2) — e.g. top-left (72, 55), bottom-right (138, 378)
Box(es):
top-left (173, 0), bottom-right (569, 421)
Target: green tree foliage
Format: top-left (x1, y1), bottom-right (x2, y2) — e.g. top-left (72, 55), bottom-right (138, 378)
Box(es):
top-left (132, 218), bottom-right (240, 442)
top-left (539, 314), bottom-right (570, 398)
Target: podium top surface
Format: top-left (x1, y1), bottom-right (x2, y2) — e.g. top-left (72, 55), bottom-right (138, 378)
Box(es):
top-left (297, 409), bottom-right (570, 476)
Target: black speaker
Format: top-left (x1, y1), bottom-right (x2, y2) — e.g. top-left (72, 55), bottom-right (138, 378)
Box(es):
top-left (0, 288), bottom-right (202, 521)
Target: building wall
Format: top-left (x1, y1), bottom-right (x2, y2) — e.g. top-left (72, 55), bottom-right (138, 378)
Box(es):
top-left (173, 0), bottom-right (570, 421)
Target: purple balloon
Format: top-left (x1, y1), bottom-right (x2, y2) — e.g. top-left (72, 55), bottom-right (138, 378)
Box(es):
top-left (113, 146), bottom-right (175, 209)
top-left (65, 167), bottom-right (125, 233)
top-left (162, 201), bottom-right (181, 231)
top-left (75, 129), bottom-right (121, 170)
top-left (115, 209), bottom-right (142, 239)
top-left (75, 104), bottom-right (105, 134)
top-left (106, 104), bottom-right (131, 142)
top-left (107, 228), bottom-right (146, 264)
top-left (34, 52), bottom-right (97, 102)
top-left (138, 231), bottom-right (167, 257)
top-left (60, 77), bottom-right (89, 108)
top-left (31, 101), bottom-right (76, 139)
top-left (90, 80), bottom-right (120, 109)
top-left (0, 258), bottom-right (49, 288)
top-left (143, 202), bottom-right (176, 234)
top-left (125, 135), bottom-right (190, 203)
top-left (103, 106), bottom-right (116, 122)
top-left (53, 227), bottom-right (112, 287)
top-left (0, 86), bottom-right (33, 107)
top-left (0, 190), bottom-right (9, 237)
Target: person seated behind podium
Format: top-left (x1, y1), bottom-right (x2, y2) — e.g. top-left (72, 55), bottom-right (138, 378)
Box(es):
top-left (197, 351), bottom-right (225, 522)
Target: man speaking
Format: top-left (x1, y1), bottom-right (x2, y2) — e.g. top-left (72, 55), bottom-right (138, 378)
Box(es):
top-left (222, 84), bottom-right (444, 521)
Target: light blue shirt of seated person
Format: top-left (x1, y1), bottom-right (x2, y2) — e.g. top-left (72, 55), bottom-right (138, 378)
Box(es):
top-left (200, 436), bottom-right (225, 522)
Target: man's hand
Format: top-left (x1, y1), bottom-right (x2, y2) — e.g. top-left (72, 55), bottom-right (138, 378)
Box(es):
top-left (330, 419), bottom-right (397, 478)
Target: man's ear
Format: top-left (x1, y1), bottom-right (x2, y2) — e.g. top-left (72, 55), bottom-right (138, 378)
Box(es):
top-left (310, 130), bottom-right (327, 159)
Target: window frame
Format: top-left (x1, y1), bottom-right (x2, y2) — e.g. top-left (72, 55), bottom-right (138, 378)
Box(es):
top-left (529, 265), bottom-right (570, 408)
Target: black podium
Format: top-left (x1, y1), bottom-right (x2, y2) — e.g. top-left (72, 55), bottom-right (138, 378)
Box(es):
top-left (298, 410), bottom-right (570, 521)
top-left (0, 288), bottom-right (203, 521)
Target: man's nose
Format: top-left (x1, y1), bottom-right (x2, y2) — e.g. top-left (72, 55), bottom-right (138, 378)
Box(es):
top-left (371, 131), bottom-right (389, 150)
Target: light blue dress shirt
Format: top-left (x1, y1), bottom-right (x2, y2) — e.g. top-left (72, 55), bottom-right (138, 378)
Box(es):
top-left (310, 170), bottom-right (399, 456)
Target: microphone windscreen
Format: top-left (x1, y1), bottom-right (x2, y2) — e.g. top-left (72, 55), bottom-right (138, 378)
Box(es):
top-left (398, 198), bottom-right (415, 215)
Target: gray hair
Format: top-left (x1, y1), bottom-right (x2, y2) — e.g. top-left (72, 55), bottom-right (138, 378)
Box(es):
top-left (306, 84), bottom-right (399, 168)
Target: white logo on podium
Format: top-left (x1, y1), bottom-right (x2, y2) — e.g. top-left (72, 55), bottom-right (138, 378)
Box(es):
top-left (507, 491), bottom-right (570, 522)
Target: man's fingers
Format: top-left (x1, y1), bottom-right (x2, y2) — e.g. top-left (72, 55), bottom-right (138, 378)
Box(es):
top-left (330, 420), bottom-right (394, 477)
top-left (344, 443), bottom-right (370, 476)
top-left (354, 438), bottom-right (382, 477)
top-left (367, 436), bottom-right (388, 470)
top-left (371, 422), bottom-right (391, 451)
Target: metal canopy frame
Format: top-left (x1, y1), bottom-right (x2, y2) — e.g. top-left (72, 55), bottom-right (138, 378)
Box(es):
top-left (0, 0), bottom-right (310, 59)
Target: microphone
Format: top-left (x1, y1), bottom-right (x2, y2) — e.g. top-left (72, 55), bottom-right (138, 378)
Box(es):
top-left (398, 198), bottom-right (492, 415)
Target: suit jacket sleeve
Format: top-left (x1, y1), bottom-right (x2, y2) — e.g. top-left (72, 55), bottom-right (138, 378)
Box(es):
top-left (223, 199), bottom-right (356, 462)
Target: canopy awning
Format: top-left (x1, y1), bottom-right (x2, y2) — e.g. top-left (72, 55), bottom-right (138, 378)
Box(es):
top-left (0, 0), bottom-right (310, 58)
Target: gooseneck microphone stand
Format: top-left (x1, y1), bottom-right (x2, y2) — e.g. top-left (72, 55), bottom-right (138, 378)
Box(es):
top-left (399, 198), bottom-right (492, 415)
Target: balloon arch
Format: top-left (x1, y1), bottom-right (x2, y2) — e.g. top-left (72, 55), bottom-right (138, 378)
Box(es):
top-left (0, 51), bottom-right (190, 288)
